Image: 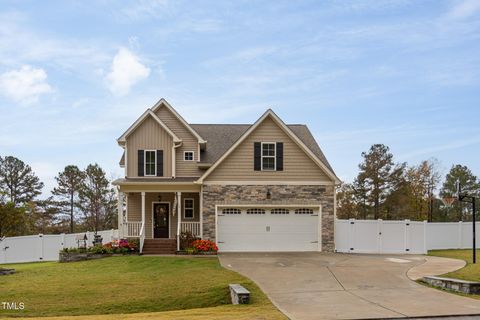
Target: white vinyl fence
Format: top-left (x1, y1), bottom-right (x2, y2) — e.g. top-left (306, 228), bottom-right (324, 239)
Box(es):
top-left (0, 229), bottom-right (119, 264)
top-left (335, 219), bottom-right (480, 254)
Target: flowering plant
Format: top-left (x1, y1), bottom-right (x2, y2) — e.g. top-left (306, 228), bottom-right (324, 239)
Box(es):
top-left (103, 239), bottom-right (138, 253)
top-left (191, 239), bottom-right (218, 252)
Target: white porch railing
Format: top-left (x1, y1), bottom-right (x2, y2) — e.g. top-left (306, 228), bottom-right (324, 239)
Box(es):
top-left (139, 221), bottom-right (146, 253)
top-left (123, 221), bottom-right (142, 238)
top-left (181, 222), bottom-right (201, 237)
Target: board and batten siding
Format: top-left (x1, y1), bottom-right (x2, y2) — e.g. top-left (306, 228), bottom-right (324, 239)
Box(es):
top-left (205, 117), bottom-right (331, 182)
top-left (126, 116), bottom-right (173, 178)
top-left (155, 106), bottom-right (203, 177)
top-left (127, 192), bottom-right (199, 239)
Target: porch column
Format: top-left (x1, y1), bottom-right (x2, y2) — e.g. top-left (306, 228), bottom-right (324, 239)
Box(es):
top-left (177, 192), bottom-right (182, 251)
top-left (199, 187), bottom-right (203, 239)
top-left (141, 192), bottom-right (146, 233)
top-left (117, 190), bottom-right (124, 237)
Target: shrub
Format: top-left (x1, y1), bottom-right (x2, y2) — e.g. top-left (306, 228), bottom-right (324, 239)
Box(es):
top-left (191, 239), bottom-right (218, 253)
top-left (60, 247), bottom-right (89, 254)
top-left (185, 247), bottom-right (196, 255)
top-left (88, 245), bottom-right (112, 255)
top-left (179, 231), bottom-right (200, 250)
top-left (103, 238), bottom-right (138, 254)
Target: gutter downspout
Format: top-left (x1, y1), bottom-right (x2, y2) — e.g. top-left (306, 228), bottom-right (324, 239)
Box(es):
top-left (172, 142), bottom-right (182, 178)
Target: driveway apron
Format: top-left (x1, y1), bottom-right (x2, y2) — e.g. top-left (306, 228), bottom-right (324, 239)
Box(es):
top-left (219, 252), bottom-right (480, 320)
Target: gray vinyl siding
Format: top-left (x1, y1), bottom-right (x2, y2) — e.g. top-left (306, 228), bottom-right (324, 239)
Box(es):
top-left (154, 106), bottom-right (203, 177)
top-left (126, 116), bottom-right (173, 178)
top-left (205, 117), bottom-right (331, 181)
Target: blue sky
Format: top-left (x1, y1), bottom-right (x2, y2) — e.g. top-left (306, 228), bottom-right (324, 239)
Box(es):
top-left (0, 0), bottom-right (479, 194)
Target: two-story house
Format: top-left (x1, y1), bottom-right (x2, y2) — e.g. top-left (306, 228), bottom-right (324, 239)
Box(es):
top-left (113, 99), bottom-right (340, 254)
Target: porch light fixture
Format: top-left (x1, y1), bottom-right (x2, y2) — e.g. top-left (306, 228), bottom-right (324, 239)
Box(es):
top-left (158, 194), bottom-right (162, 202)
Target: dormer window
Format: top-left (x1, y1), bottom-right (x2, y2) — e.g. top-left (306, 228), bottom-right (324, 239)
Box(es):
top-left (184, 151), bottom-right (194, 161)
top-left (144, 150), bottom-right (156, 176)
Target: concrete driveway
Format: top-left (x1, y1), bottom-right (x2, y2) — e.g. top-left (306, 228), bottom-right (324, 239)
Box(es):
top-left (219, 253), bottom-right (480, 320)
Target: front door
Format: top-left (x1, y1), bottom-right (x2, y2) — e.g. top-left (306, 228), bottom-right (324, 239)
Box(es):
top-left (153, 203), bottom-right (169, 238)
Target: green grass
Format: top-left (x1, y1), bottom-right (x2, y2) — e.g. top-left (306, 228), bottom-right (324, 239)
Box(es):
top-left (0, 256), bottom-right (285, 319)
top-left (428, 249), bottom-right (480, 282)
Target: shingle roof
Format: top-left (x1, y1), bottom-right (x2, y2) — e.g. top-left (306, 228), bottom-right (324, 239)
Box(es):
top-left (190, 124), bottom-right (334, 172)
top-left (118, 122), bottom-right (335, 176)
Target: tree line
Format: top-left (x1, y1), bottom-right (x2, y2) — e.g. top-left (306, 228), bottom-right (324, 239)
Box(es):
top-left (0, 156), bottom-right (117, 237)
top-left (337, 144), bottom-right (479, 222)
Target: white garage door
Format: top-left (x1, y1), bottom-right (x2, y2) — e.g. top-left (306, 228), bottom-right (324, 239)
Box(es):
top-left (217, 207), bottom-right (320, 252)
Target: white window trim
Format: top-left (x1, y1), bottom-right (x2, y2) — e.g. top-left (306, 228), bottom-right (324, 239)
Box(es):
top-left (261, 142), bottom-right (276, 171)
top-left (144, 150), bottom-right (156, 176)
top-left (184, 151), bottom-right (195, 161)
top-left (183, 198), bottom-right (194, 219)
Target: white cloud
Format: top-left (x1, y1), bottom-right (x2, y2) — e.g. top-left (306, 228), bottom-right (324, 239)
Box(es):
top-left (106, 47), bottom-right (150, 96)
top-left (0, 65), bottom-right (53, 105)
top-left (116, 0), bottom-right (169, 21)
top-left (448, 0), bottom-right (480, 19)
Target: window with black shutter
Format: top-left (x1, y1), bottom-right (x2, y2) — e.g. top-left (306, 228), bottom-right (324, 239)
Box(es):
top-left (138, 150), bottom-right (144, 176)
top-left (144, 150), bottom-right (156, 176)
top-left (276, 142), bottom-right (283, 171)
top-left (261, 142), bottom-right (276, 171)
top-left (254, 142), bottom-right (261, 171)
top-left (156, 150), bottom-right (163, 177)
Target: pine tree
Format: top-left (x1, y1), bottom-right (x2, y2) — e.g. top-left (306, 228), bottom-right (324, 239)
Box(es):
top-left (77, 164), bottom-right (117, 232)
top-left (0, 156), bottom-right (43, 206)
top-left (357, 144), bottom-right (399, 219)
top-left (52, 165), bottom-right (84, 233)
top-left (440, 165), bottom-right (480, 221)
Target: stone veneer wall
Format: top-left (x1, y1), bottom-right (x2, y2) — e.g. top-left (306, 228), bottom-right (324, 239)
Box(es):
top-left (202, 185), bottom-right (335, 252)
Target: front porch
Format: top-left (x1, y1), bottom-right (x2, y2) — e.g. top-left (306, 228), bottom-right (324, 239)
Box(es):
top-left (117, 187), bottom-right (202, 253)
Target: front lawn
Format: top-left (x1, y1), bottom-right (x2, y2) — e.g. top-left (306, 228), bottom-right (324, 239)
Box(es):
top-left (428, 249), bottom-right (480, 282)
top-left (0, 256), bottom-right (285, 319)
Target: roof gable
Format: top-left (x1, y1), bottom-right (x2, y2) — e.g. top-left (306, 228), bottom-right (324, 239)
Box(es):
top-left (196, 109), bottom-right (340, 183)
top-left (191, 124), bottom-right (335, 171)
top-left (117, 109), bottom-right (181, 145)
top-left (151, 98), bottom-right (206, 143)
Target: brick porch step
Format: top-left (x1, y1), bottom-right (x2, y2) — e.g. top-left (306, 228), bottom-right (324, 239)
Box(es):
top-left (142, 239), bottom-right (176, 255)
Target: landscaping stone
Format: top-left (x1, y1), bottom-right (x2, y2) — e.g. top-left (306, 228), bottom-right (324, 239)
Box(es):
top-left (229, 283), bottom-right (250, 304)
top-left (59, 252), bottom-right (112, 263)
top-left (423, 276), bottom-right (480, 294)
top-left (0, 268), bottom-right (16, 275)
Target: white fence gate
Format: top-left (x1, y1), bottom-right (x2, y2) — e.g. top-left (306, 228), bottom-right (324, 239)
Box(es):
top-left (0, 230), bottom-right (119, 264)
top-left (335, 219), bottom-right (480, 254)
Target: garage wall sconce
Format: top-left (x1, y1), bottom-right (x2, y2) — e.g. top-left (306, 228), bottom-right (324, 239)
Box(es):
top-left (266, 189), bottom-right (271, 200)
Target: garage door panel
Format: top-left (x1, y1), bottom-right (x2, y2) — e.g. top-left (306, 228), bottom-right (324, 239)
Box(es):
top-left (218, 207), bottom-right (320, 252)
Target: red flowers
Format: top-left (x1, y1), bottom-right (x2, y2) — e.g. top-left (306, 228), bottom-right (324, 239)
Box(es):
top-left (192, 239), bottom-right (218, 252)
top-left (103, 239), bottom-right (138, 253)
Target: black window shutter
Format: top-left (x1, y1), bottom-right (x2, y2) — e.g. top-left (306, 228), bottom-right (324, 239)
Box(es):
top-left (156, 150), bottom-right (164, 177)
top-left (276, 142), bottom-right (284, 171)
top-left (138, 150), bottom-right (144, 176)
top-left (254, 142), bottom-right (261, 171)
